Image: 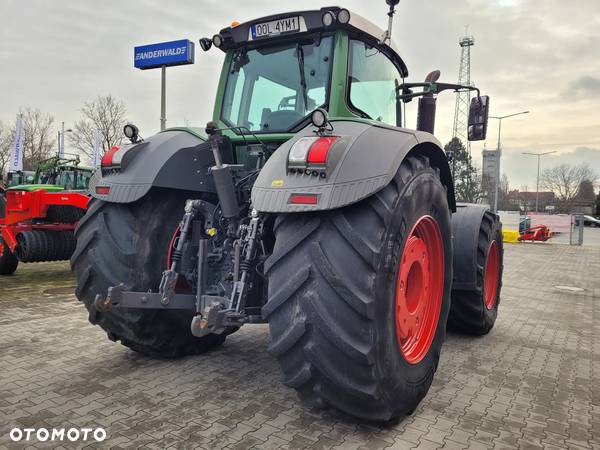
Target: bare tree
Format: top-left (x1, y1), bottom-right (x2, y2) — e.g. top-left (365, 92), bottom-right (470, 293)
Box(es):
top-left (541, 163), bottom-right (598, 212)
top-left (20, 108), bottom-right (56, 170)
top-left (70, 95), bottom-right (127, 160)
top-left (0, 121), bottom-right (13, 179)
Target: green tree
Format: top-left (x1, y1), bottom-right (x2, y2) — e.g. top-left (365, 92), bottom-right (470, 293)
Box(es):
top-left (445, 137), bottom-right (483, 203)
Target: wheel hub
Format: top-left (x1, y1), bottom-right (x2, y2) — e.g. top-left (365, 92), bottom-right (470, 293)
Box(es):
top-left (395, 216), bottom-right (444, 364)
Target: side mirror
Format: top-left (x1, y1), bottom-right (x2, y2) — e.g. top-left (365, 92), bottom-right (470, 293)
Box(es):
top-left (468, 95), bottom-right (490, 141)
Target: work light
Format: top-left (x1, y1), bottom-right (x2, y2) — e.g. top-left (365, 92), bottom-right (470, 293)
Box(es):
top-left (123, 124), bottom-right (139, 143)
top-left (337, 9), bottom-right (351, 24)
top-left (322, 11), bottom-right (335, 27)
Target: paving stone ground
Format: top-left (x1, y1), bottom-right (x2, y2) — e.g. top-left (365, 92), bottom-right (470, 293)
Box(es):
top-left (0, 243), bottom-right (598, 449)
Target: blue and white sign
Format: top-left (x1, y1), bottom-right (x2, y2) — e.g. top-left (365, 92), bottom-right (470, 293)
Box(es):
top-left (134, 39), bottom-right (195, 70)
top-left (9, 114), bottom-right (24, 172)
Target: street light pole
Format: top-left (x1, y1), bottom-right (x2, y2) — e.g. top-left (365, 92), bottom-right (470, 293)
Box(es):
top-left (489, 110), bottom-right (530, 212)
top-left (160, 65), bottom-right (166, 131)
top-left (57, 122), bottom-right (73, 157)
top-left (522, 151), bottom-right (557, 212)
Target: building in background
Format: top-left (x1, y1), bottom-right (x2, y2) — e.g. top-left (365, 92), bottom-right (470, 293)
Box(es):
top-left (482, 148), bottom-right (500, 207)
top-left (506, 190), bottom-right (556, 212)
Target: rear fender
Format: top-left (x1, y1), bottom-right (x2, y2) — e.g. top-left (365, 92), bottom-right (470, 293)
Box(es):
top-left (91, 130), bottom-right (217, 203)
top-left (251, 120), bottom-right (455, 212)
top-left (451, 204), bottom-right (493, 291)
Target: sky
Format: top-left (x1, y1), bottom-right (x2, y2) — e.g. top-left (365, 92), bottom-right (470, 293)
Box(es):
top-left (0, 0), bottom-right (599, 190)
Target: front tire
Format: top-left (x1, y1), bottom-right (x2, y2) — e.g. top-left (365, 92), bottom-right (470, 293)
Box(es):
top-left (71, 189), bottom-right (227, 357)
top-left (264, 155), bottom-right (453, 421)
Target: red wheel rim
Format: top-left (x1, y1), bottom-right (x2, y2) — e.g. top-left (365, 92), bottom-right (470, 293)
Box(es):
top-left (395, 215), bottom-right (444, 364)
top-left (484, 240), bottom-right (500, 310)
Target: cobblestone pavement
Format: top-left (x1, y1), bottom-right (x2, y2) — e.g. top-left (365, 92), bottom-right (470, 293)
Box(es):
top-left (0, 243), bottom-right (598, 449)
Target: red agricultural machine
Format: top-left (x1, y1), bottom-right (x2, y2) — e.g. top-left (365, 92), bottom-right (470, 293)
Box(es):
top-left (519, 225), bottom-right (551, 242)
top-left (0, 156), bottom-right (92, 275)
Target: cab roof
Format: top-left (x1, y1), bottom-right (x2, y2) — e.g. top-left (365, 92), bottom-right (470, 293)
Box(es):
top-left (217, 7), bottom-right (408, 77)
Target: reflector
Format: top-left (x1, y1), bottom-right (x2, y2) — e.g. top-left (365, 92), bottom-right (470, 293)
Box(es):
top-left (95, 186), bottom-right (110, 195)
top-left (289, 194), bottom-right (319, 205)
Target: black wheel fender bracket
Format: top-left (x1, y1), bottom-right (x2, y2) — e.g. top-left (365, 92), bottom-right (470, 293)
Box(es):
top-left (251, 120), bottom-right (454, 212)
top-left (90, 130), bottom-right (216, 203)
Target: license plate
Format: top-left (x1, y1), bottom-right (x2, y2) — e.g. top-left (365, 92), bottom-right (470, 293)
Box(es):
top-left (251, 16), bottom-right (301, 39)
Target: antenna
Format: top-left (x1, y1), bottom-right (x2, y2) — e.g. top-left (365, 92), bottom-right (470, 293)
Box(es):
top-left (381, 0), bottom-right (400, 44)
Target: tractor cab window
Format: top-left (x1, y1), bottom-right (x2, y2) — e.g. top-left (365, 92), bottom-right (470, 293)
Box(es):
top-left (221, 36), bottom-right (334, 133)
top-left (57, 171), bottom-right (75, 190)
top-left (76, 171), bottom-right (91, 190)
top-left (348, 40), bottom-right (401, 126)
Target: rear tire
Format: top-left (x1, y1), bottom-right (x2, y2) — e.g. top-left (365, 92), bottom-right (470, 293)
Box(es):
top-left (448, 211), bottom-right (503, 335)
top-left (0, 194), bottom-right (18, 275)
top-left (0, 237), bottom-right (18, 275)
top-left (264, 155), bottom-right (453, 421)
top-left (71, 189), bottom-right (228, 357)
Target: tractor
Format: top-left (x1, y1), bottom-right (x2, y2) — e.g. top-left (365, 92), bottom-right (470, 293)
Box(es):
top-left (0, 155), bottom-right (93, 275)
top-left (72, 2), bottom-right (503, 421)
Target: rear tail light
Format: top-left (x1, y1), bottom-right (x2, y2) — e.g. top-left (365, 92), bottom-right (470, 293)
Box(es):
top-left (288, 136), bottom-right (338, 171)
top-left (101, 146), bottom-right (121, 167)
top-left (307, 137), bottom-right (337, 164)
top-left (289, 193), bottom-right (319, 205)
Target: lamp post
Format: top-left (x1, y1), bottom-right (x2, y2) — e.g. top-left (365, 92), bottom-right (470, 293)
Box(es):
top-left (522, 151), bottom-right (557, 212)
top-left (57, 121), bottom-right (73, 157)
top-left (489, 111), bottom-right (530, 212)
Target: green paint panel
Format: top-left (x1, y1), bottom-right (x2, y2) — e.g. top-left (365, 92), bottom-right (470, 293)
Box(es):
top-left (8, 184), bottom-right (65, 192)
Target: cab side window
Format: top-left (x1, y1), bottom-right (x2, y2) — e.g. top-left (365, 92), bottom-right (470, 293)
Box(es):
top-left (348, 40), bottom-right (401, 126)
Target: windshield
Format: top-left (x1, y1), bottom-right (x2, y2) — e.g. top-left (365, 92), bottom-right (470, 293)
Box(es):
top-left (221, 36), bottom-right (333, 133)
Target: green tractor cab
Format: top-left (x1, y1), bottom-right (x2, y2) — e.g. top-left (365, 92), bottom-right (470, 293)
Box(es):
top-left (73, 3), bottom-right (502, 422)
top-left (7, 155), bottom-right (93, 193)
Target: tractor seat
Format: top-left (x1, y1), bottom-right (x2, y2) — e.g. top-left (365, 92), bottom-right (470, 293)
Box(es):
top-left (261, 108), bottom-right (302, 131)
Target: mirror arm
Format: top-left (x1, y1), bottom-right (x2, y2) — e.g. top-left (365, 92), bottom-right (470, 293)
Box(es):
top-left (396, 81), bottom-right (481, 102)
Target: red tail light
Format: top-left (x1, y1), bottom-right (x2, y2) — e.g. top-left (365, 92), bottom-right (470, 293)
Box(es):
top-left (289, 194), bottom-right (319, 205)
top-left (307, 137), bottom-right (338, 165)
top-left (101, 146), bottom-right (121, 167)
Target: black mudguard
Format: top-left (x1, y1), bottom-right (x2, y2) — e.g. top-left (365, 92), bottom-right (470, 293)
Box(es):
top-left (251, 120), bottom-right (455, 213)
top-left (90, 130), bottom-right (220, 203)
top-left (451, 203), bottom-right (493, 290)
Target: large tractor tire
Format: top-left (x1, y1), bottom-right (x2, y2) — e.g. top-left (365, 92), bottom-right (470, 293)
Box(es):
top-left (0, 237), bottom-right (18, 275)
top-left (263, 155), bottom-right (453, 421)
top-left (448, 209), bottom-right (503, 335)
top-left (0, 194), bottom-right (18, 275)
top-left (71, 189), bottom-right (228, 357)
